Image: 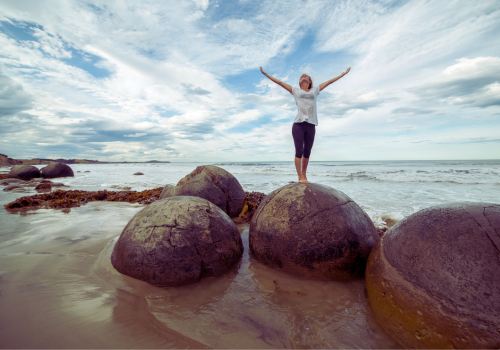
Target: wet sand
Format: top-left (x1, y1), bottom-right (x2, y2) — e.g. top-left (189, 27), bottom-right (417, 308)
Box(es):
top-left (0, 199), bottom-right (401, 349)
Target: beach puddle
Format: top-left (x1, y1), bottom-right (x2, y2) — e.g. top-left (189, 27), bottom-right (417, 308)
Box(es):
top-left (0, 201), bottom-right (401, 348)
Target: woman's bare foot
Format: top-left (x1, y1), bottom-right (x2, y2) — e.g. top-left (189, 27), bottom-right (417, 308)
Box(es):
top-left (298, 176), bottom-right (310, 184)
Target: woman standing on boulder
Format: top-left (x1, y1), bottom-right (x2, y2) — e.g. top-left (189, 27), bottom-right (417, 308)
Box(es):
top-left (259, 67), bottom-right (350, 183)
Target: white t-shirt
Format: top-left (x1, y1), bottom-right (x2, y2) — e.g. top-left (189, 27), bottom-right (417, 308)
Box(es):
top-left (291, 85), bottom-right (320, 126)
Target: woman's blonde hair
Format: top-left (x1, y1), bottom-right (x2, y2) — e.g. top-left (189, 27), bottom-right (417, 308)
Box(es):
top-left (300, 74), bottom-right (313, 89)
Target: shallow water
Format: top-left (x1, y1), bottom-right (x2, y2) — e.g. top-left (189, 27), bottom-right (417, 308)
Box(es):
top-left (0, 199), bottom-right (401, 348)
top-left (2, 159), bottom-right (499, 348)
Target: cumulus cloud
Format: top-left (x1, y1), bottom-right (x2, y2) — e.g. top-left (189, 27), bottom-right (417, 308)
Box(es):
top-left (0, 69), bottom-right (34, 117)
top-left (319, 89), bottom-right (395, 116)
top-left (408, 57), bottom-right (500, 108)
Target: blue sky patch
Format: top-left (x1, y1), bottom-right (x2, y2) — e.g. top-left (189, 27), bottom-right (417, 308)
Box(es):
top-left (62, 47), bottom-right (111, 79)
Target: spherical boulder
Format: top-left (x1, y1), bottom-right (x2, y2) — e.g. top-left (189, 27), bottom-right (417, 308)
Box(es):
top-left (40, 162), bottom-right (74, 178)
top-left (365, 202), bottom-right (500, 349)
top-left (8, 165), bottom-right (40, 180)
top-left (160, 165), bottom-right (245, 218)
top-left (249, 183), bottom-right (379, 280)
top-left (111, 196), bottom-right (243, 287)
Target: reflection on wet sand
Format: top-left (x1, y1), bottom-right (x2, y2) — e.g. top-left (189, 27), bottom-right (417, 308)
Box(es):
top-left (0, 201), bottom-right (401, 348)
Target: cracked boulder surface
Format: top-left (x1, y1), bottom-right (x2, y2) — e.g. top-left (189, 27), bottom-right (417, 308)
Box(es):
top-left (159, 165), bottom-right (245, 218)
top-left (41, 162), bottom-right (74, 178)
top-left (8, 165), bottom-right (41, 180)
top-left (111, 196), bottom-right (243, 287)
top-left (365, 202), bottom-right (500, 349)
top-left (249, 183), bottom-right (379, 280)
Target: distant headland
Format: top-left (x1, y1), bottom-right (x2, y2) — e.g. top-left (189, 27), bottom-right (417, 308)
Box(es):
top-left (0, 153), bottom-right (169, 167)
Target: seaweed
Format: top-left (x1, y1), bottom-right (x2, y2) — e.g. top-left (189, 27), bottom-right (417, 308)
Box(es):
top-left (239, 191), bottom-right (267, 222)
top-left (5, 188), bottom-right (267, 222)
top-left (5, 188), bottom-right (163, 211)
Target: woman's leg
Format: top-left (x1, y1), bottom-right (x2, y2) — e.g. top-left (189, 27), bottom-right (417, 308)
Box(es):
top-left (292, 123), bottom-right (308, 183)
top-left (302, 124), bottom-right (316, 182)
top-left (301, 157), bottom-right (309, 181)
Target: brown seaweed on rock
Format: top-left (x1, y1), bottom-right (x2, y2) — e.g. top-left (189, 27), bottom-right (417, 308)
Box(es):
top-left (5, 188), bottom-right (163, 211)
top-left (5, 188), bottom-right (267, 221)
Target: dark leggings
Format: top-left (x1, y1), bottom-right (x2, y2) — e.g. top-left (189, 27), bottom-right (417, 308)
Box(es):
top-left (292, 122), bottom-right (316, 159)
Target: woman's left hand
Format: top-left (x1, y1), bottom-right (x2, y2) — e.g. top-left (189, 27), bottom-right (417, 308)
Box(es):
top-left (343, 67), bottom-right (351, 75)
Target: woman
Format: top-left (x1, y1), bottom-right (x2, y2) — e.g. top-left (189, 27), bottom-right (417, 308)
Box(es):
top-left (259, 66), bottom-right (350, 183)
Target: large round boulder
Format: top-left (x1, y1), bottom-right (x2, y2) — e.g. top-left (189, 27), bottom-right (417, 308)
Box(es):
top-left (249, 183), bottom-right (379, 280)
top-left (8, 165), bottom-right (40, 180)
top-left (111, 196), bottom-right (243, 286)
top-left (160, 165), bottom-right (245, 218)
top-left (365, 202), bottom-right (500, 349)
top-left (40, 162), bottom-right (74, 178)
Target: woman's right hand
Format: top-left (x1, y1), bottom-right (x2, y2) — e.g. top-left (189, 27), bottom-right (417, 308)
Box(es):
top-left (260, 66), bottom-right (265, 74)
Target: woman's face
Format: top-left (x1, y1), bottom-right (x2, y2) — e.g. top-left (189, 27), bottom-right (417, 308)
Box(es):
top-left (299, 75), bottom-right (312, 89)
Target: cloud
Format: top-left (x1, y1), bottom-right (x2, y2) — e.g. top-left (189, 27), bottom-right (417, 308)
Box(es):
top-left (31, 27), bottom-right (72, 59)
top-left (0, 0), bottom-right (499, 161)
top-left (0, 68), bottom-right (34, 117)
top-left (124, 133), bottom-right (147, 137)
top-left (181, 83), bottom-right (211, 95)
top-left (391, 107), bottom-right (435, 115)
top-left (186, 10), bottom-right (205, 22)
top-left (314, 1), bottom-right (500, 86)
top-left (193, 0), bottom-right (209, 11)
top-left (408, 57), bottom-right (500, 108)
top-left (226, 19), bottom-right (254, 34)
top-left (320, 89), bottom-right (395, 116)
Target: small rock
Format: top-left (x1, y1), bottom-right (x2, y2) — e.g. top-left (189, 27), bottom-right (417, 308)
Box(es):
top-left (11, 188), bottom-right (27, 193)
top-left (133, 172), bottom-right (144, 175)
top-left (51, 183), bottom-right (65, 187)
top-left (35, 183), bottom-right (52, 192)
top-left (2, 178), bottom-right (25, 184)
top-left (3, 185), bottom-right (23, 192)
top-left (84, 171), bottom-right (90, 173)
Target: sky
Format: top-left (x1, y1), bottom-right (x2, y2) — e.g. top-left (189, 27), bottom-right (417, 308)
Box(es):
top-left (0, 0), bottom-right (499, 162)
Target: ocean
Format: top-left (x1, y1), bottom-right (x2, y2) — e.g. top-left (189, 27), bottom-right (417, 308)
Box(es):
top-left (0, 159), bottom-right (498, 348)
top-left (51, 159), bottom-right (500, 224)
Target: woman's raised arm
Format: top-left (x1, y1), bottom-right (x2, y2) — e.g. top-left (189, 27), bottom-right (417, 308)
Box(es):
top-left (260, 67), bottom-right (292, 94)
top-left (319, 67), bottom-right (350, 91)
